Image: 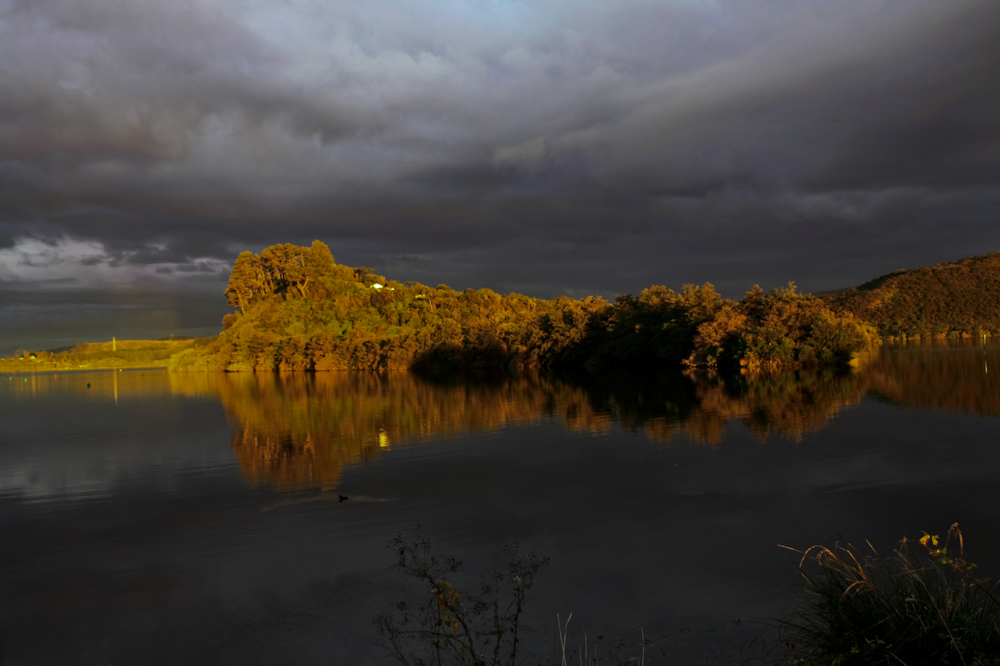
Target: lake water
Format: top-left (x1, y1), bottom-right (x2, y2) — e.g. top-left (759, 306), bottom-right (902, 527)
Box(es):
top-left (2, 339), bottom-right (999, 665)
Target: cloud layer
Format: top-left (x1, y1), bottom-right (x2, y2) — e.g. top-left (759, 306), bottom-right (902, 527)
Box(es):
top-left (1, 0), bottom-right (999, 349)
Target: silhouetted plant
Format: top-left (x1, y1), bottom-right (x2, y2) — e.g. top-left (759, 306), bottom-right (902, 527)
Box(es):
top-left (373, 535), bottom-right (548, 666)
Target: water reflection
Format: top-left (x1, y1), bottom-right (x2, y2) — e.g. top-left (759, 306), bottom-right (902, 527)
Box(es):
top-left (158, 340), bottom-right (1000, 492)
top-left (6, 341), bottom-right (994, 495)
top-left (3, 368), bottom-right (174, 399)
top-left (865, 339), bottom-right (1000, 417)
top-left (0, 370), bottom-right (227, 501)
top-left (169, 371), bottom-right (611, 491)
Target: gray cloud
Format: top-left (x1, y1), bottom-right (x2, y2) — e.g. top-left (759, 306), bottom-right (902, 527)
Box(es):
top-left (1, 0), bottom-right (999, 345)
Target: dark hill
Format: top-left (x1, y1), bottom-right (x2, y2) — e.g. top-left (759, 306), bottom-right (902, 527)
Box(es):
top-left (828, 252), bottom-right (1000, 337)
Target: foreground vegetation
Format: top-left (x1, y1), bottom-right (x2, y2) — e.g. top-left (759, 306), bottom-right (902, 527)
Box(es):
top-left (0, 338), bottom-right (211, 372)
top-left (773, 524), bottom-right (1000, 666)
top-left (374, 536), bottom-right (549, 666)
top-left (169, 241), bottom-right (877, 372)
top-left (376, 526), bottom-right (1000, 666)
top-left (374, 535), bottom-right (656, 666)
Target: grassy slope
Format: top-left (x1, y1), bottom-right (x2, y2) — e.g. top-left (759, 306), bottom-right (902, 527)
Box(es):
top-left (828, 252), bottom-right (1000, 337)
top-left (0, 338), bottom-right (215, 373)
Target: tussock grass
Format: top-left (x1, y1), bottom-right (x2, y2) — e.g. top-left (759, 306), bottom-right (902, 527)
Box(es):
top-left (774, 524), bottom-right (1000, 665)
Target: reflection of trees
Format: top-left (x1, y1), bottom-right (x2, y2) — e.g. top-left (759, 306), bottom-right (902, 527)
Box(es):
top-left (565, 369), bottom-right (867, 445)
top-left (168, 372), bottom-right (608, 491)
top-left (166, 369), bottom-right (867, 491)
top-left (863, 342), bottom-right (1000, 417)
top-left (164, 342), bottom-right (1000, 491)
top-left (686, 370), bottom-right (867, 443)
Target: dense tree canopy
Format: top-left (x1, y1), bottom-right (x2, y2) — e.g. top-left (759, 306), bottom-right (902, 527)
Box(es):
top-left (224, 240), bottom-right (337, 313)
top-left (171, 241), bottom-right (879, 372)
top-left (691, 284), bottom-right (877, 368)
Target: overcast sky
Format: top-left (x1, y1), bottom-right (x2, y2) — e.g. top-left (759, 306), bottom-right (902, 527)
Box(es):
top-left (1, 0), bottom-right (998, 352)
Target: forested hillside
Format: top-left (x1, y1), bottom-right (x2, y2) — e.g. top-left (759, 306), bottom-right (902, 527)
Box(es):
top-left (169, 241), bottom-right (876, 372)
top-left (828, 252), bottom-right (1000, 337)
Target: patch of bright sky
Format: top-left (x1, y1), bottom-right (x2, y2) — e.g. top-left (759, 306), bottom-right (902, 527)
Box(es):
top-left (0, 237), bottom-right (229, 287)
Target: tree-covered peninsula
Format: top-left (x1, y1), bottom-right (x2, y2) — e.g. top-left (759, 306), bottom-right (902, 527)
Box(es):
top-left (169, 241), bottom-right (876, 372)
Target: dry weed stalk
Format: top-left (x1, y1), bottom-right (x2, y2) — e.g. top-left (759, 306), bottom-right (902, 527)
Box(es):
top-left (373, 535), bottom-right (547, 666)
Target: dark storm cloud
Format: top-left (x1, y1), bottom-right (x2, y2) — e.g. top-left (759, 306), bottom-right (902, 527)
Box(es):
top-left (797, 4), bottom-right (1000, 193)
top-left (1, 0), bottom-right (999, 347)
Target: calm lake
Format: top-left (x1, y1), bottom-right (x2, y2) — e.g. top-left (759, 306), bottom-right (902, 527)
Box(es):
top-left (2, 339), bottom-right (999, 665)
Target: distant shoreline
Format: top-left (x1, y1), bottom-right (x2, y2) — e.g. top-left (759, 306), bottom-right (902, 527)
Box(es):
top-left (1, 365), bottom-right (170, 375)
top-left (3, 329), bottom-right (992, 376)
